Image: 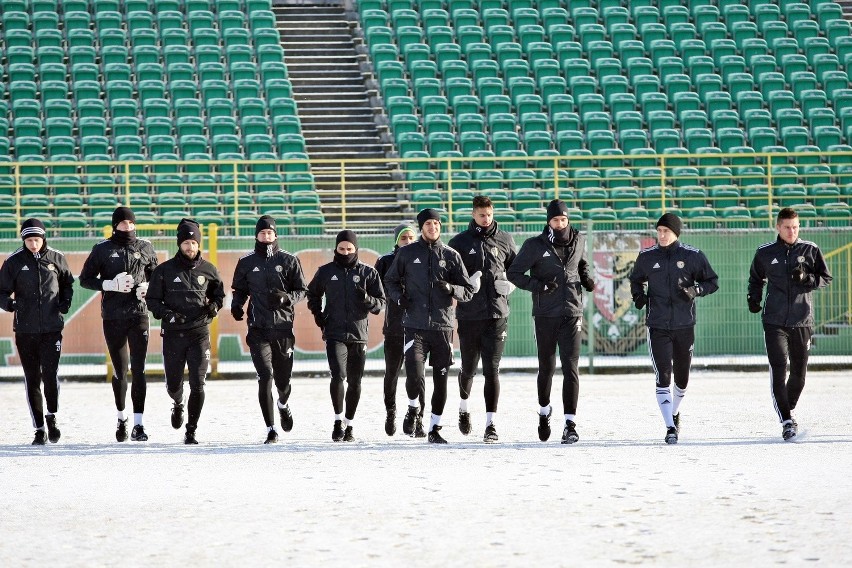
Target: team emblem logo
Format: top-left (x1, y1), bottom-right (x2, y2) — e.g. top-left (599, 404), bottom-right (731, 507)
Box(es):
top-left (47, 264), bottom-right (55, 271)
top-left (275, 265), bottom-right (283, 272)
top-left (677, 261), bottom-right (685, 268)
top-left (797, 256), bottom-right (805, 263)
top-left (197, 275), bottom-right (206, 285)
top-left (134, 252), bottom-right (141, 259)
top-left (353, 275), bottom-right (361, 283)
top-left (491, 246), bottom-right (499, 255)
top-left (438, 260), bottom-right (446, 268)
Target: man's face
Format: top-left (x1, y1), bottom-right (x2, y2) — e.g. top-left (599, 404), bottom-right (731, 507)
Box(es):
top-left (422, 219), bottom-right (441, 241)
top-left (336, 241), bottom-right (356, 255)
top-left (398, 230), bottom-right (416, 247)
top-left (473, 207), bottom-right (494, 228)
top-left (180, 239), bottom-right (199, 258)
top-left (656, 226), bottom-right (678, 247)
top-left (257, 229), bottom-right (276, 244)
top-left (777, 217), bottom-right (800, 245)
top-left (24, 237), bottom-right (44, 253)
top-left (116, 220), bottom-right (135, 232)
top-left (548, 216), bottom-right (568, 230)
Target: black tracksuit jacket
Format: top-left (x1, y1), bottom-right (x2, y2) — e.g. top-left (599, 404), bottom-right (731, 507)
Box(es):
top-left (375, 248), bottom-right (405, 336)
top-left (0, 246), bottom-right (75, 334)
top-left (231, 247), bottom-right (307, 331)
top-left (306, 260), bottom-right (386, 343)
top-left (79, 236), bottom-right (158, 320)
top-left (146, 251), bottom-right (226, 332)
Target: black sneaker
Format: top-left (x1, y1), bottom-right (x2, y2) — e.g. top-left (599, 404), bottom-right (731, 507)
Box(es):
top-left (264, 429), bottom-right (278, 444)
top-left (782, 420), bottom-right (797, 441)
top-left (332, 420), bottom-right (344, 442)
top-left (46, 415), bottom-right (61, 443)
top-left (665, 426), bottom-right (678, 444)
top-left (561, 420), bottom-right (579, 444)
top-left (385, 407), bottom-right (396, 436)
top-left (673, 412), bottom-right (680, 432)
top-left (458, 411), bottom-right (472, 435)
top-left (279, 404), bottom-right (293, 432)
top-left (116, 419), bottom-right (129, 442)
top-left (483, 423), bottom-right (498, 443)
top-left (131, 424), bottom-right (148, 442)
top-left (184, 426), bottom-right (198, 445)
top-left (414, 414), bottom-right (426, 438)
top-left (32, 429), bottom-right (47, 445)
top-left (343, 426), bottom-right (355, 442)
top-left (171, 402), bottom-right (184, 429)
top-left (402, 405), bottom-right (418, 436)
top-left (538, 408), bottom-right (552, 441)
top-left (428, 425), bottom-right (447, 444)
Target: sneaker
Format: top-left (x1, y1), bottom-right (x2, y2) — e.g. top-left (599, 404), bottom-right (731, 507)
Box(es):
top-left (538, 408), bottom-right (552, 442)
top-left (413, 414), bottom-right (426, 438)
top-left (665, 426), bottom-right (678, 444)
top-left (458, 411), bottom-right (472, 435)
top-left (428, 425), bottom-right (447, 444)
top-left (673, 412), bottom-right (680, 432)
top-left (402, 405), bottom-right (418, 436)
top-left (171, 402), bottom-right (184, 429)
top-left (483, 423), bottom-right (498, 443)
top-left (343, 426), bottom-right (355, 442)
top-left (131, 424), bottom-right (148, 442)
top-left (264, 429), bottom-right (278, 444)
top-left (279, 404), bottom-right (293, 432)
top-left (384, 407), bottom-right (396, 436)
top-left (561, 420), bottom-right (579, 444)
top-left (116, 419), bottom-right (129, 442)
top-left (184, 426), bottom-right (198, 445)
top-left (782, 420), bottom-right (797, 441)
top-left (790, 410), bottom-right (798, 430)
top-left (332, 420), bottom-right (344, 442)
top-left (46, 415), bottom-right (61, 443)
top-left (32, 429), bottom-right (47, 445)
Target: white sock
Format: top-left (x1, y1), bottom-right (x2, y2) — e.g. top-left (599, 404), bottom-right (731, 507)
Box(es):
top-left (539, 405), bottom-right (551, 416)
top-left (564, 413), bottom-right (575, 424)
top-left (277, 400), bottom-right (287, 409)
top-left (656, 387), bottom-right (675, 428)
top-left (430, 413), bottom-right (441, 430)
top-left (335, 413), bottom-right (342, 421)
top-left (408, 398), bottom-right (419, 409)
top-left (486, 412), bottom-right (495, 426)
top-left (134, 413), bottom-right (143, 426)
top-left (117, 410), bottom-right (127, 421)
top-left (672, 385), bottom-right (686, 415)
top-left (39, 426), bottom-right (47, 432)
top-left (344, 417), bottom-right (353, 427)
top-left (459, 399), bottom-right (469, 413)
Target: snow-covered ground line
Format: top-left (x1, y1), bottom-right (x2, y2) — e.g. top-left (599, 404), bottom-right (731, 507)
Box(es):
top-left (1, 370), bottom-right (850, 567)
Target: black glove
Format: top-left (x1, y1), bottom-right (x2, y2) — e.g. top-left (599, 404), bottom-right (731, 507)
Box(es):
top-left (791, 266), bottom-right (809, 284)
top-left (268, 290), bottom-right (290, 309)
top-left (435, 280), bottom-right (453, 296)
top-left (398, 295), bottom-right (411, 309)
top-left (205, 303), bottom-right (219, 319)
top-left (748, 297), bottom-right (762, 314)
top-left (313, 313), bottom-right (325, 331)
top-left (634, 294), bottom-right (647, 310)
top-left (165, 311), bottom-right (186, 325)
top-left (59, 301), bottom-right (71, 314)
top-left (231, 305), bottom-right (244, 321)
top-left (541, 279), bottom-right (559, 295)
top-left (354, 286), bottom-right (368, 303)
top-left (581, 276), bottom-right (595, 293)
top-left (681, 285), bottom-right (701, 301)
top-left (5, 299), bottom-right (16, 312)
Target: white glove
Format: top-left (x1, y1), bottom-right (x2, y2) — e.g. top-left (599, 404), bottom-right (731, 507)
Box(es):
top-left (494, 279), bottom-right (516, 296)
top-left (103, 272), bottom-right (134, 293)
top-left (469, 271), bottom-right (482, 294)
top-left (135, 282), bottom-right (149, 300)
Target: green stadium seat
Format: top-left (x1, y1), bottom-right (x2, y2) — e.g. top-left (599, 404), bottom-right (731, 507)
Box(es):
top-left (822, 202), bottom-right (852, 227)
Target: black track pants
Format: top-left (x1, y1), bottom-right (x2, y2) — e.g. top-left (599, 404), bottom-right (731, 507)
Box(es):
top-left (403, 328), bottom-right (453, 417)
top-left (163, 328), bottom-right (210, 427)
top-left (104, 316), bottom-right (150, 414)
top-left (764, 323), bottom-right (812, 423)
top-left (534, 316), bottom-right (582, 415)
top-left (16, 331), bottom-right (62, 429)
top-left (247, 327), bottom-right (295, 427)
top-left (327, 340), bottom-right (367, 421)
top-left (457, 318), bottom-right (507, 413)
top-left (383, 333), bottom-right (425, 415)
top-left (648, 327), bottom-right (695, 390)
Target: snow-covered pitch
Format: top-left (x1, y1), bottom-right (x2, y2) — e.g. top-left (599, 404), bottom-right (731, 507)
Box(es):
top-left (1, 370), bottom-right (850, 566)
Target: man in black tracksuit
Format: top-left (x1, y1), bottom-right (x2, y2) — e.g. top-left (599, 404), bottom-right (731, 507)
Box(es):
top-left (447, 196), bottom-right (517, 443)
top-left (0, 219), bottom-right (74, 445)
top-left (79, 207), bottom-right (158, 442)
top-left (384, 208), bottom-right (476, 444)
top-left (508, 200), bottom-right (594, 444)
top-left (231, 215), bottom-right (307, 444)
top-left (374, 222), bottom-right (424, 436)
top-left (629, 213), bottom-right (719, 444)
top-left (747, 207), bottom-right (831, 441)
top-left (308, 230), bottom-right (386, 442)
top-left (146, 218), bottom-right (225, 444)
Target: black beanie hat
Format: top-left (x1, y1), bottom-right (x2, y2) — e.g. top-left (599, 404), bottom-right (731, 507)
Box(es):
top-left (546, 199), bottom-right (570, 222)
top-left (255, 215), bottom-right (276, 238)
top-left (111, 206), bottom-right (136, 230)
top-left (656, 212), bottom-right (683, 237)
top-left (417, 208), bottom-right (441, 229)
top-left (20, 218), bottom-right (47, 241)
top-left (336, 229), bottom-right (358, 248)
top-left (393, 223), bottom-right (416, 244)
top-left (176, 218), bottom-right (201, 247)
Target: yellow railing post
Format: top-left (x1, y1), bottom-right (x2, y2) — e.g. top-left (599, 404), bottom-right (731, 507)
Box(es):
top-left (552, 157), bottom-right (560, 200)
top-left (766, 153), bottom-right (774, 228)
top-left (659, 156), bottom-right (667, 212)
top-left (340, 160), bottom-right (347, 229)
top-left (207, 223), bottom-right (220, 377)
top-left (124, 162), bottom-right (131, 206)
top-left (446, 158), bottom-right (454, 231)
top-left (13, 163), bottom-right (21, 224)
top-left (232, 161), bottom-right (239, 236)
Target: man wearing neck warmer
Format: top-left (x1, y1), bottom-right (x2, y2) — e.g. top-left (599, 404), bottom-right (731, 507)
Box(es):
top-left (384, 208), bottom-right (476, 444)
top-left (80, 206), bottom-right (159, 442)
top-left (231, 215), bottom-right (308, 444)
top-left (374, 222), bottom-right (426, 437)
top-left (629, 212), bottom-right (719, 444)
top-left (146, 218), bottom-right (225, 445)
top-left (307, 229), bottom-right (386, 442)
top-left (447, 196), bottom-right (517, 443)
top-left (0, 218), bottom-right (74, 445)
top-left (508, 200), bottom-right (595, 445)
